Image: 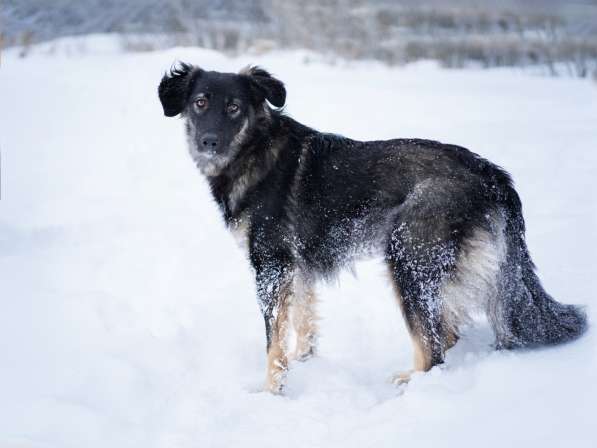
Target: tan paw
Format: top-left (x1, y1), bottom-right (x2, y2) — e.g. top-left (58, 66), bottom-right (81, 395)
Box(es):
top-left (265, 358), bottom-right (287, 394)
top-left (389, 369), bottom-right (415, 385)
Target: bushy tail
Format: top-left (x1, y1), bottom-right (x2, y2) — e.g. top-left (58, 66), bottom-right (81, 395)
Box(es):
top-left (494, 186), bottom-right (587, 348)
top-left (509, 264), bottom-right (588, 347)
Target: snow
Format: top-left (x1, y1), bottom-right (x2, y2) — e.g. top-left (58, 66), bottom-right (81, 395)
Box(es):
top-left (1, 37), bottom-right (596, 447)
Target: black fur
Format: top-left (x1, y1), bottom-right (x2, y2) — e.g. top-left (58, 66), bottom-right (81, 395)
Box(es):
top-left (158, 63), bottom-right (587, 387)
top-left (158, 63), bottom-right (203, 117)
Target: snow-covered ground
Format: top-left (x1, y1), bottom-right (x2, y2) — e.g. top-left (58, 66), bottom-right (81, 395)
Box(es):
top-left (1, 37), bottom-right (596, 448)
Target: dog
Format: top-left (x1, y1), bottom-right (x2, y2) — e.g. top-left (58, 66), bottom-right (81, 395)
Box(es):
top-left (158, 63), bottom-right (587, 393)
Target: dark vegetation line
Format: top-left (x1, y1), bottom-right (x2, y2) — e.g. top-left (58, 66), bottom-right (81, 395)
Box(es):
top-left (2, 0), bottom-right (597, 78)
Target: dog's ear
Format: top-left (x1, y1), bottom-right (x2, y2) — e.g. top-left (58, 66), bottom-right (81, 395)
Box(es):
top-left (241, 66), bottom-right (286, 108)
top-left (158, 62), bottom-right (202, 117)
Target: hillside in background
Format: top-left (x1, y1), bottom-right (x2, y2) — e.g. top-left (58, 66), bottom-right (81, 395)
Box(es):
top-left (2, 0), bottom-right (597, 77)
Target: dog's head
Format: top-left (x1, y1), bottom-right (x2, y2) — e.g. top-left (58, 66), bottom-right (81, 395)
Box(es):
top-left (158, 63), bottom-right (286, 175)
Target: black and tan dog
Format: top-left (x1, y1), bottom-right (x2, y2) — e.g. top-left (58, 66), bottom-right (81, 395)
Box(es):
top-left (158, 63), bottom-right (586, 393)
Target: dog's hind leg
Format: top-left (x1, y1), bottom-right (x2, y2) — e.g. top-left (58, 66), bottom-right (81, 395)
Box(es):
top-left (385, 222), bottom-right (459, 384)
top-left (290, 276), bottom-right (319, 362)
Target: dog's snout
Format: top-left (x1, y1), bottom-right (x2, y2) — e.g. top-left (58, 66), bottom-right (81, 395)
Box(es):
top-left (201, 133), bottom-right (219, 150)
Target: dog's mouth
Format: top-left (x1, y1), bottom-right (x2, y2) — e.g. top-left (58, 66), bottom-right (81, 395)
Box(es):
top-left (195, 149), bottom-right (217, 158)
top-left (189, 147), bottom-right (230, 176)
top-left (192, 149), bottom-right (224, 163)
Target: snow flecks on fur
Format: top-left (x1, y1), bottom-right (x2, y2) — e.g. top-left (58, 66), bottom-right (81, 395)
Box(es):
top-left (386, 221), bottom-right (459, 361)
top-left (490, 209), bottom-right (588, 349)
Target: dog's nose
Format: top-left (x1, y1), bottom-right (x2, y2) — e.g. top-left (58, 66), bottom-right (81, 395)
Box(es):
top-left (201, 133), bottom-right (219, 150)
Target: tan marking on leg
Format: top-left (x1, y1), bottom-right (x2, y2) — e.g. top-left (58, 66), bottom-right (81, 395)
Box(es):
top-left (412, 333), bottom-right (430, 371)
top-left (290, 283), bottom-right (319, 362)
top-left (265, 288), bottom-right (291, 394)
top-left (390, 330), bottom-right (433, 385)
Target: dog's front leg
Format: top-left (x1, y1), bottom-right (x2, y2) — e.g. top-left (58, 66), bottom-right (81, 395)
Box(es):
top-left (255, 262), bottom-right (293, 394)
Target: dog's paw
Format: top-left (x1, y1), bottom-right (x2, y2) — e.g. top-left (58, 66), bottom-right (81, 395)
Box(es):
top-left (290, 346), bottom-right (316, 363)
top-left (265, 359), bottom-right (287, 394)
top-left (265, 382), bottom-right (285, 395)
top-left (389, 369), bottom-right (415, 386)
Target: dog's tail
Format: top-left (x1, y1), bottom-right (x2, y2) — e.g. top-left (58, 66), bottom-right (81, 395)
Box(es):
top-left (491, 179), bottom-right (587, 348)
top-left (513, 257), bottom-right (588, 347)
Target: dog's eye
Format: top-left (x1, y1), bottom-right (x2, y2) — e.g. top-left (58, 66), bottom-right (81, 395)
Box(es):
top-left (195, 98), bottom-right (207, 108)
top-left (227, 103), bottom-right (239, 114)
